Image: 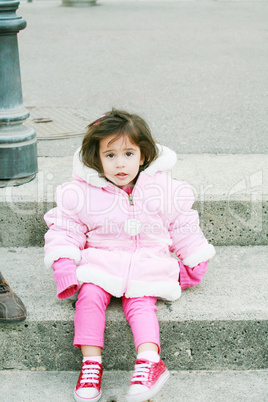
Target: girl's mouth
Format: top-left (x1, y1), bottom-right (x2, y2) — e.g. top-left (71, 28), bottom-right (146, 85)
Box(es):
top-left (116, 173), bottom-right (128, 179)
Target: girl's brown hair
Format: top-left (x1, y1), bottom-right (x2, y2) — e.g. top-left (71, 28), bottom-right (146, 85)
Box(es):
top-left (80, 109), bottom-right (158, 174)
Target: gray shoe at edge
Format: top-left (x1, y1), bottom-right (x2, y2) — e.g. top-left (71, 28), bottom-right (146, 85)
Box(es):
top-left (0, 272), bottom-right (27, 323)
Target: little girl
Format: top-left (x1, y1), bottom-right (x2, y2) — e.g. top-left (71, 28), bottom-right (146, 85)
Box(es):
top-left (44, 109), bottom-right (215, 402)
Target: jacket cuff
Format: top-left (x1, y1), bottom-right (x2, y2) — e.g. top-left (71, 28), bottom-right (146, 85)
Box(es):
top-left (179, 260), bottom-right (208, 291)
top-left (56, 274), bottom-right (79, 300)
top-left (44, 246), bottom-right (81, 269)
top-left (52, 258), bottom-right (79, 299)
top-left (182, 244), bottom-right (215, 268)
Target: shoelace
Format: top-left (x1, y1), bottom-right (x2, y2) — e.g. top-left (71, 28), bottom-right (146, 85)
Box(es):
top-left (131, 362), bottom-right (151, 383)
top-left (80, 363), bottom-right (101, 384)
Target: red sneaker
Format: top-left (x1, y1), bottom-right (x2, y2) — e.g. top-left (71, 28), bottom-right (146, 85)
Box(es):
top-left (74, 360), bottom-right (103, 402)
top-left (126, 358), bottom-right (170, 402)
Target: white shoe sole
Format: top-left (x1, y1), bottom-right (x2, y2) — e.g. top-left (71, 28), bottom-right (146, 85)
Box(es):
top-left (126, 369), bottom-right (170, 402)
top-left (74, 389), bottom-right (102, 402)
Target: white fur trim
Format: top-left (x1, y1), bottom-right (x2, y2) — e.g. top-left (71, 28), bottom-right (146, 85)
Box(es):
top-left (73, 147), bottom-right (107, 188)
top-left (182, 244), bottom-right (216, 268)
top-left (126, 280), bottom-right (181, 301)
top-left (72, 144), bottom-right (177, 186)
top-left (76, 265), bottom-right (124, 298)
top-left (76, 265), bottom-right (181, 300)
top-left (145, 144), bottom-right (177, 176)
top-left (44, 246), bottom-right (81, 269)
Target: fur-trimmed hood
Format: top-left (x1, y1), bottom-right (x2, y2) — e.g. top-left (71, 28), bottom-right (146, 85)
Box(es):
top-left (72, 144), bottom-right (177, 187)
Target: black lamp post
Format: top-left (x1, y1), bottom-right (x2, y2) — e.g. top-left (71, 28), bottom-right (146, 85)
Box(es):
top-left (0, 0), bottom-right (37, 186)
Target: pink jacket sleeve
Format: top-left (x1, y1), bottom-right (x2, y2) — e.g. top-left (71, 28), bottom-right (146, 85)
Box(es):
top-left (53, 258), bottom-right (79, 299)
top-left (168, 181), bottom-right (215, 267)
top-left (44, 183), bottom-right (88, 269)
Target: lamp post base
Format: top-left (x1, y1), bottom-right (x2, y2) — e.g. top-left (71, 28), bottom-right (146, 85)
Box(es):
top-left (0, 174), bottom-right (36, 188)
top-left (0, 1), bottom-right (38, 187)
top-left (0, 123), bottom-right (38, 182)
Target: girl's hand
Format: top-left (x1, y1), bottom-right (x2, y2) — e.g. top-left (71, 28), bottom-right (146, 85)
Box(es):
top-left (67, 285), bottom-right (77, 290)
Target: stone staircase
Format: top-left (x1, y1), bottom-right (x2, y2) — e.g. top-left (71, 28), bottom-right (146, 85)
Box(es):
top-left (0, 153), bottom-right (267, 401)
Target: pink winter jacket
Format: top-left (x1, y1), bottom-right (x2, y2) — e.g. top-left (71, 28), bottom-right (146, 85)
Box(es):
top-left (44, 145), bottom-right (215, 301)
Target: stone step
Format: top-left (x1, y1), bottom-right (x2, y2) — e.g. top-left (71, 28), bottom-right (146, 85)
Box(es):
top-left (1, 369), bottom-right (268, 402)
top-left (1, 246), bottom-right (267, 372)
top-left (0, 154), bottom-right (267, 247)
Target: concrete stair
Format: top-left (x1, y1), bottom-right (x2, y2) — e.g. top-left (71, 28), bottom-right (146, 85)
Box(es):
top-left (2, 370), bottom-right (268, 401)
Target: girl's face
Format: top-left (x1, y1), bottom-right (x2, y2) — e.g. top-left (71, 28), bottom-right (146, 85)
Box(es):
top-left (99, 134), bottom-right (144, 188)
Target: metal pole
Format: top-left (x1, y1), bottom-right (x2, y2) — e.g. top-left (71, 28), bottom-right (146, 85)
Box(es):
top-left (0, 0), bottom-right (37, 187)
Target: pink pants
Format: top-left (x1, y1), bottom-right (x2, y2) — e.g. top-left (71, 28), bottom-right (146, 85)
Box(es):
top-left (74, 283), bottom-right (160, 352)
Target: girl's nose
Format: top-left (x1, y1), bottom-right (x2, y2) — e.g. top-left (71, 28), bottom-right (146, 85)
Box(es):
top-left (116, 156), bottom-right (125, 168)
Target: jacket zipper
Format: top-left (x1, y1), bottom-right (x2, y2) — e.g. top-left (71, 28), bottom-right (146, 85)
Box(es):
top-left (125, 191), bottom-right (140, 294)
top-left (127, 193), bottom-right (137, 250)
top-left (128, 193), bottom-right (134, 205)
top-left (123, 192), bottom-right (138, 294)
top-left (106, 184), bottom-right (139, 294)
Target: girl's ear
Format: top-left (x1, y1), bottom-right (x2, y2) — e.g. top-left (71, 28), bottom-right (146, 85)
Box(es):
top-left (140, 154), bottom-right (145, 166)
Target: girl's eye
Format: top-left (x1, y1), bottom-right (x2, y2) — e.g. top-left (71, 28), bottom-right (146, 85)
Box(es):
top-left (106, 153), bottom-right (114, 158)
top-left (126, 152), bottom-right (133, 157)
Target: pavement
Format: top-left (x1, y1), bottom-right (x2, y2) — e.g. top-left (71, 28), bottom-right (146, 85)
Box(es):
top-left (17, 0), bottom-right (268, 155)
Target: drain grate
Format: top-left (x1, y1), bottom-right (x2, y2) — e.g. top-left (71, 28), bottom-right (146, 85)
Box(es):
top-left (27, 107), bottom-right (91, 140)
